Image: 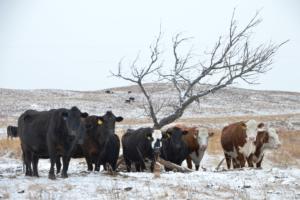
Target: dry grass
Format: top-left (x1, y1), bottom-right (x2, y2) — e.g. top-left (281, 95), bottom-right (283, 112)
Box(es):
top-left (0, 130), bottom-right (299, 168)
top-left (0, 138), bottom-right (21, 158)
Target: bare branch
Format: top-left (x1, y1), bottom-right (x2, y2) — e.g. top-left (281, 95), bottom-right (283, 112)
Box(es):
top-left (112, 10), bottom-right (288, 129)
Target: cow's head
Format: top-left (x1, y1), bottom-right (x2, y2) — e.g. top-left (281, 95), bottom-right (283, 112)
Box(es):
top-left (62, 107), bottom-right (88, 143)
top-left (151, 129), bottom-right (162, 153)
top-left (97, 111), bottom-right (123, 136)
top-left (255, 127), bottom-right (281, 153)
top-left (163, 127), bottom-right (188, 150)
top-left (244, 120), bottom-right (264, 142)
top-left (196, 127), bottom-right (214, 151)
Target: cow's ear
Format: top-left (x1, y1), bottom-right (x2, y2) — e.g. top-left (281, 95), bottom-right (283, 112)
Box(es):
top-left (62, 112), bottom-right (68, 120)
top-left (97, 117), bottom-right (104, 125)
top-left (241, 123), bottom-right (247, 130)
top-left (208, 132), bottom-right (214, 137)
top-left (258, 123), bottom-right (264, 128)
top-left (257, 123), bottom-right (265, 131)
top-left (162, 131), bottom-right (170, 139)
top-left (116, 116), bottom-right (124, 122)
top-left (182, 130), bottom-right (189, 135)
top-left (81, 112), bottom-right (88, 118)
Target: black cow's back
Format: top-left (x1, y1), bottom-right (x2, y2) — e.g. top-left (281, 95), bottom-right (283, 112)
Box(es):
top-left (122, 127), bottom-right (153, 163)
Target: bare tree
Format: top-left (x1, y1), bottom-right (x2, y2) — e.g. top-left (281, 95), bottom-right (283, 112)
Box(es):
top-left (112, 10), bottom-right (288, 129)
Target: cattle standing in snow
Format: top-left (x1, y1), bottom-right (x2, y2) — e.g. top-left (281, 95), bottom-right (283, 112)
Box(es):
top-left (7, 125), bottom-right (18, 139)
top-left (98, 134), bottom-right (120, 171)
top-left (247, 128), bottom-right (281, 168)
top-left (221, 120), bottom-right (264, 169)
top-left (176, 124), bottom-right (214, 170)
top-left (122, 128), bottom-right (162, 172)
top-left (18, 107), bottom-right (88, 179)
top-left (105, 90), bottom-right (113, 94)
top-left (81, 111), bottom-right (123, 171)
top-left (160, 127), bottom-right (190, 171)
top-left (129, 97), bottom-right (135, 102)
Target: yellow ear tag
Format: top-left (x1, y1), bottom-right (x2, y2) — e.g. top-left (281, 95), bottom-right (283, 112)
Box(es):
top-left (97, 119), bottom-right (103, 125)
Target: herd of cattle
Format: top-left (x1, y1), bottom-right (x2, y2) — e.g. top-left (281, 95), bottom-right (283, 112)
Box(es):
top-left (5, 106), bottom-right (281, 179)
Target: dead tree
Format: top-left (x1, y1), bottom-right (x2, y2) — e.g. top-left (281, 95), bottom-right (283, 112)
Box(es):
top-left (112, 10), bottom-right (288, 129)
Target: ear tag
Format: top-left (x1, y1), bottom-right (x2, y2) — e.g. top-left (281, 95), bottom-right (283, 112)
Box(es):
top-left (97, 120), bottom-right (103, 125)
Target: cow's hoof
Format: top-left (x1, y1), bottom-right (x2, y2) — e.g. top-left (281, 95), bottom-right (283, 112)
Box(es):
top-left (61, 173), bottom-right (68, 178)
top-left (48, 174), bottom-right (56, 180)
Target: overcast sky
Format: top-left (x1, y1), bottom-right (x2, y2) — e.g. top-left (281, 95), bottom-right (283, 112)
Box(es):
top-left (0, 0), bottom-right (299, 92)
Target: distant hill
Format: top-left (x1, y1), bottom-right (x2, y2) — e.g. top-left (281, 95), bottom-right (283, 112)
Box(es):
top-left (0, 83), bottom-right (300, 131)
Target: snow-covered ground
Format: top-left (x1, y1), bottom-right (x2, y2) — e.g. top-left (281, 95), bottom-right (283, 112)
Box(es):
top-left (0, 154), bottom-right (299, 200)
top-left (1, 84), bottom-right (300, 199)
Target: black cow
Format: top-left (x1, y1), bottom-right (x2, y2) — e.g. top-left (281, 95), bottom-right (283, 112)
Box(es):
top-left (7, 125), bottom-right (18, 139)
top-left (81, 111), bottom-right (123, 171)
top-left (18, 106), bottom-right (88, 179)
top-left (160, 127), bottom-right (190, 171)
top-left (122, 127), bottom-right (162, 172)
top-left (129, 97), bottom-right (135, 102)
top-left (98, 134), bottom-right (120, 171)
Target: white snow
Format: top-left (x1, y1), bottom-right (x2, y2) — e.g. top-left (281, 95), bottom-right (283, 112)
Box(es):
top-left (0, 85), bottom-right (300, 199)
top-left (0, 156), bottom-right (299, 200)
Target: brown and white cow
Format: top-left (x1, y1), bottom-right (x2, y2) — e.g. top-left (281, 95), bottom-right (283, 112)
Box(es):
top-left (176, 124), bottom-right (214, 170)
top-left (247, 127), bottom-right (281, 168)
top-left (221, 120), bottom-right (264, 169)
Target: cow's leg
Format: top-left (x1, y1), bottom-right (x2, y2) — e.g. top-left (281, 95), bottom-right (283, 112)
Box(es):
top-left (111, 161), bottom-right (117, 172)
top-left (236, 153), bottom-right (245, 168)
top-left (256, 155), bottom-right (264, 169)
top-left (193, 159), bottom-right (200, 171)
top-left (140, 161), bottom-right (146, 172)
top-left (94, 162), bottom-right (100, 172)
top-left (85, 157), bottom-right (93, 171)
top-left (23, 150), bottom-right (33, 176)
top-left (150, 159), bottom-right (155, 172)
top-left (32, 154), bottom-right (39, 177)
top-left (48, 153), bottom-right (57, 180)
top-left (186, 156), bottom-right (193, 169)
top-left (195, 164), bottom-right (200, 171)
top-left (232, 158), bottom-right (240, 168)
top-left (239, 156), bottom-right (246, 168)
top-left (56, 157), bottom-right (61, 174)
top-left (124, 157), bottom-right (131, 172)
top-left (247, 154), bottom-right (254, 168)
top-left (224, 153), bottom-right (231, 169)
top-left (135, 163), bottom-right (141, 172)
top-left (61, 155), bottom-right (71, 178)
top-left (103, 163), bottom-right (107, 171)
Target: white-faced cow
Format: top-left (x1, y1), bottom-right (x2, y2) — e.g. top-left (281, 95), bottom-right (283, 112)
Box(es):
top-left (221, 120), bottom-right (264, 169)
top-left (174, 124), bottom-right (214, 170)
top-left (247, 127), bottom-right (281, 168)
